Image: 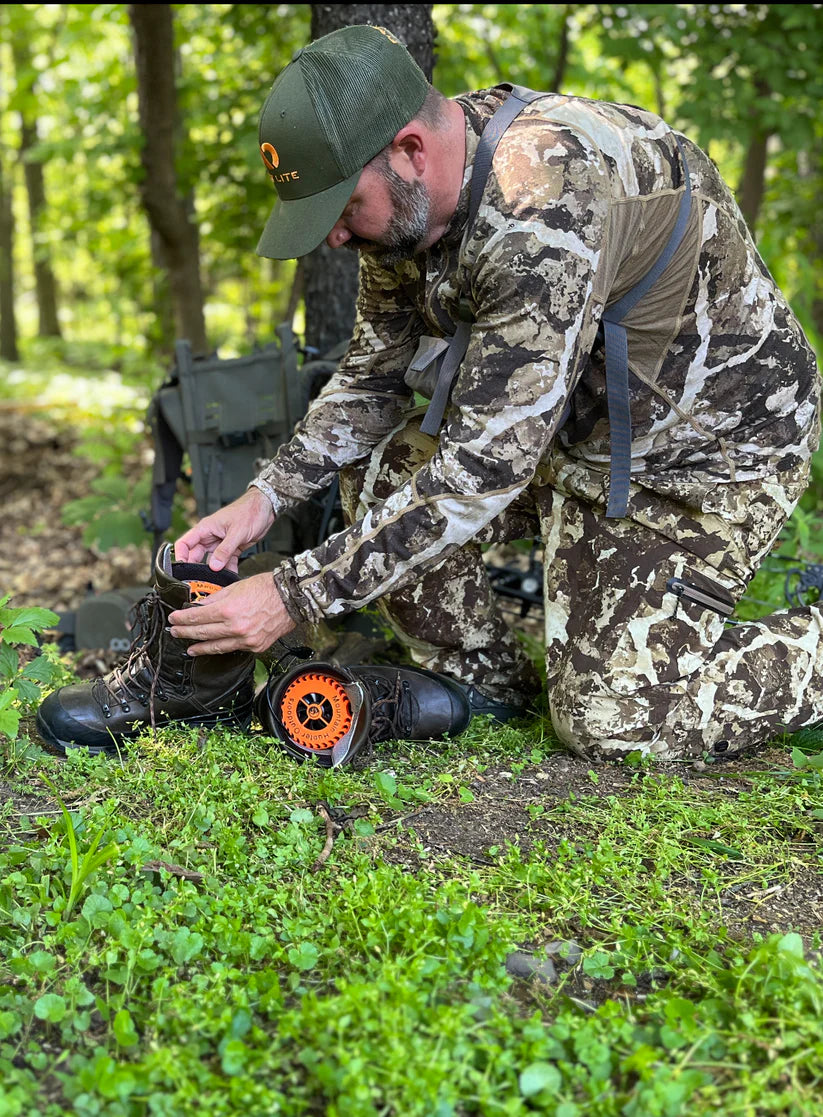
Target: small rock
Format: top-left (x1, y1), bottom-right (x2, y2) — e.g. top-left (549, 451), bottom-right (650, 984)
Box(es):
top-left (544, 939), bottom-right (583, 966)
top-left (504, 950), bottom-right (558, 985)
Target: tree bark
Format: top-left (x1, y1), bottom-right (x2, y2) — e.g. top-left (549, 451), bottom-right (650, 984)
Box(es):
top-left (129, 4), bottom-right (208, 356)
top-left (302, 4), bottom-right (435, 356)
top-left (0, 146), bottom-right (20, 362)
top-left (18, 119), bottom-right (62, 338)
top-left (737, 78), bottom-right (772, 233)
top-left (550, 5), bottom-right (571, 92)
top-left (11, 32), bottom-right (62, 339)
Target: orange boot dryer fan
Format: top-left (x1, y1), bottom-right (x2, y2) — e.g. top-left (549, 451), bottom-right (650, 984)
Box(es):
top-left (255, 660), bottom-right (372, 768)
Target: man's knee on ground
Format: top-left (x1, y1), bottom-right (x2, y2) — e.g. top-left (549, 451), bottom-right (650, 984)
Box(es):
top-left (549, 673), bottom-right (674, 761)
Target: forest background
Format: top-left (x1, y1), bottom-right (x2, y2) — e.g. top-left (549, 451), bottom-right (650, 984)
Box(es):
top-left (2, 4), bottom-right (822, 373)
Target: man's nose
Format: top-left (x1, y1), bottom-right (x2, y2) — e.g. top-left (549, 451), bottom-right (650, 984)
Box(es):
top-left (326, 222), bottom-right (351, 249)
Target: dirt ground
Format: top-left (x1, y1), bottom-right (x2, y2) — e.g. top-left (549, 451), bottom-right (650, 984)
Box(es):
top-left (2, 412), bottom-right (822, 943)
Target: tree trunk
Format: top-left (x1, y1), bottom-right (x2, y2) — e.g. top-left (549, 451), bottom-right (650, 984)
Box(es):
top-left (303, 4), bottom-right (435, 356)
top-left (0, 147), bottom-right (20, 362)
top-left (738, 129), bottom-right (771, 233)
top-left (11, 32), bottom-right (62, 339)
top-left (550, 5), bottom-right (571, 92)
top-left (18, 119), bottom-right (62, 338)
top-left (129, 4), bottom-right (208, 356)
top-left (737, 78), bottom-right (772, 233)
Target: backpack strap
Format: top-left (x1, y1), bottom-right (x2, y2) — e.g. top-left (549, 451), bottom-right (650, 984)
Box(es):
top-left (419, 85), bottom-right (544, 437)
top-left (602, 135), bottom-right (693, 518)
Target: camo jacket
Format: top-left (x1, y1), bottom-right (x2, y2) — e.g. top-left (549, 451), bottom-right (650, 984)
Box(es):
top-left (252, 86), bottom-right (821, 626)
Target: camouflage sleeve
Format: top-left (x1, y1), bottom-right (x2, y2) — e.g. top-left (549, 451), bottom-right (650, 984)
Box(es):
top-left (273, 125), bottom-right (613, 625)
top-left (249, 256), bottom-right (421, 516)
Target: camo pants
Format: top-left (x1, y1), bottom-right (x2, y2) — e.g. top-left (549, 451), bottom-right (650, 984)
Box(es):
top-left (340, 410), bottom-right (823, 760)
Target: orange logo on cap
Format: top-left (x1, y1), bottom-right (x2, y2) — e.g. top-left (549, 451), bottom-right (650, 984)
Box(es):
top-left (260, 143), bottom-right (279, 172)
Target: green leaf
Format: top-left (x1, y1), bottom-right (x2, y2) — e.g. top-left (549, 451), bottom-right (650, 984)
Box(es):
top-left (683, 836), bottom-right (744, 859)
top-left (582, 951), bottom-right (615, 979)
top-left (252, 807), bottom-right (270, 826)
top-left (0, 1010), bottom-right (21, 1039)
top-left (0, 708), bottom-right (21, 739)
top-left (82, 893), bottom-right (113, 924)
top-left (0, 642), bottom-right (18, 680)
top-left (288, 941), bottom-right (319, 971)
top-left (113, 1008), bottom-right (139, 1047)
top-left (230, 1008), bottom-right (252, 1039)
top-left (1, 606), bottom-right (60, 630)
top-left (519, 1061), bottom-right (561, 1098)
top-left (777, 932), bottom-right (805, 959)
top-left (28, 950), bottom-right (57, 974)
top-left (20, 654), bottom-right (63, 684)
top-left (289, 807), bottom-right (314, 825)
top-left (221, 1039), bottom-right (249, 1076)
top-left (1, 625), bottom-right (39, 647)
top-left (15, 678), bottom-right (41, 705)
top-left (61, 495), bottom-right (108, 525)
top-left (34, 993), bottom-right (67, 1023)
top-left (170, 928), bottom-right (204, 965)
top-left (89, 511), bottom-right (147, 552)
top-left (375, 771), bottom-right (397, 797)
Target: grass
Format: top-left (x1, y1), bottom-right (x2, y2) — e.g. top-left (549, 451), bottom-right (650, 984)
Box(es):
top-left (2, 713), bottom-right (822, 1116)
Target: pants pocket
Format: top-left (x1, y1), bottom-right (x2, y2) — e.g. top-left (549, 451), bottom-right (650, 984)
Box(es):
top-left (602, 560), bottom-right (739, 696)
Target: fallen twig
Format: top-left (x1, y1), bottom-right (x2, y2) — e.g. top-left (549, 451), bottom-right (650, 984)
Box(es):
top-left (311, 803), bottom-right (341, 872)
top-left (141, 860), bottom-right (205, 883)
top-left (375, 808), bottom-right (424, 833)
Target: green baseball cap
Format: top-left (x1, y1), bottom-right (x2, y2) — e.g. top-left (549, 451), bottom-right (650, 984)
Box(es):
top-left (255, 24), bottom-right (429, 260)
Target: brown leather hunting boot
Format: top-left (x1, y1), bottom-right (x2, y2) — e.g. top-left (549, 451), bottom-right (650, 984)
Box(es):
top-left (36, 544), bottom-right (255, 756)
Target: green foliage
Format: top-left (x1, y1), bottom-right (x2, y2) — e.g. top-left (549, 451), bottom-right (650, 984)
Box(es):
top-left (40, 775), bottom-right (120, 921)
top-left (61, 473), bottom-right (152, 552)
top-left (0, 594), bottom-right (62, 742)
top-left (0, 721), bottom-right (821, 1115)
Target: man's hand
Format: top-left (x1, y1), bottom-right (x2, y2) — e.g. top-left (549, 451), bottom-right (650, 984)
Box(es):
top-left (174, 488), bottom-right (275, 573)
top-left (168, 572), bottom-right (296, 655)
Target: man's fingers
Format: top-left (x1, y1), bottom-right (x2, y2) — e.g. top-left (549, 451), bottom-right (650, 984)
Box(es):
top-left (174, 533), bottom-right (215, 565)
top-left (207, 535), bottom-right (246, 572)
top-left (185, 639), bottom-right (256, 657)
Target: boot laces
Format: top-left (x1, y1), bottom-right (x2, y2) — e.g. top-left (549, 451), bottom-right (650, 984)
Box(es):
top-left (361, 672), bottom-right (415, 743)
top-left (92, 591), bottom-right (170, 729)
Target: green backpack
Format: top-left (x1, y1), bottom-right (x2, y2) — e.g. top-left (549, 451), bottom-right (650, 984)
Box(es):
top-left (145, 323), bottom-right (346, 563)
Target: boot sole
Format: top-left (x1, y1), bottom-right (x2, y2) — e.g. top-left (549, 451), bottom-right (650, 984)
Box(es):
top-left (35, 706), bottom-right (254, 758)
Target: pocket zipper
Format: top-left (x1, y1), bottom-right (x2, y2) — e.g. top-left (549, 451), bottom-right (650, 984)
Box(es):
top-left (666, 577), bottom-right (734, 617)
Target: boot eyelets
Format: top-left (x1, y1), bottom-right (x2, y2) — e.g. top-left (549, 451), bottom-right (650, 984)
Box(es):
top-left (121, 704), bottom-right (131, 712)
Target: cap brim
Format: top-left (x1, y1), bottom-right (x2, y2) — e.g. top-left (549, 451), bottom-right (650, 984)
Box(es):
top-left (255, 169), bottom-right (361, 259)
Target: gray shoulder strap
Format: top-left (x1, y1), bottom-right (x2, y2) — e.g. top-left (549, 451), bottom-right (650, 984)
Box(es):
top-left (420, 85), bottom-right (544, 437)
top-left (601, 135), bottom-right (693, 518)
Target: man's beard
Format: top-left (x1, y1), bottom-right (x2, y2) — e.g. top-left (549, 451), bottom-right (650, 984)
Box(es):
top-left (344, 165), bottom-right (431, 268)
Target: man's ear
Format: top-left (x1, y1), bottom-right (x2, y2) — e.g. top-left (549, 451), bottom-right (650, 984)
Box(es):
top-left (390, 124), bottom-right (426, 175)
